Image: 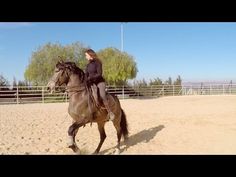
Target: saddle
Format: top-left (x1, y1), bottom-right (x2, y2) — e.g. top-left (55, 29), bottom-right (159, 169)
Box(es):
top-left (89, 84), bottom-right (103, 108)
top-left (86, 84), bottom-right (115, 123)
top-left (86, 84), bottom-right (104, 121)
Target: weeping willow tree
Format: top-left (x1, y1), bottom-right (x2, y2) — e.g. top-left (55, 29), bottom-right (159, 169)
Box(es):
top-left (97, 47), bottom-right (138, 86)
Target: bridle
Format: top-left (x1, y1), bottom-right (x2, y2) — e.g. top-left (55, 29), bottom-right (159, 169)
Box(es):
top-left (59, 67), bottom-right (86, 95)
top-left (50, 63), bottom-right (87, 98)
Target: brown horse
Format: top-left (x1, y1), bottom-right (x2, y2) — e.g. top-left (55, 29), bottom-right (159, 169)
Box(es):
top-left (47, 61), bottom-right (128, 154)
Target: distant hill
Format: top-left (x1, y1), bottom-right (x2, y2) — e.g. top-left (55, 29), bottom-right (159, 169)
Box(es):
top-left (182, 81), bottom-right (234, 86)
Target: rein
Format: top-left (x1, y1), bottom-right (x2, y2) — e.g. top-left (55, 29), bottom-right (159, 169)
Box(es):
top-left (63, 69), bottom-right (86, 96)
top-left (65, 85), bottom-right (86, 98)
top-left (66, 85), bottom-right (86, 93)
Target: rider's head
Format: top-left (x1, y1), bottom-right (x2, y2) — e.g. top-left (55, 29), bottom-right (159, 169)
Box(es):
top-left (85, 49), bottom-right (98, 61)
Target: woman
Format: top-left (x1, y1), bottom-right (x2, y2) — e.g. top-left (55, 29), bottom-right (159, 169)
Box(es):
top-left (85, 49), bottom-right (115, 121)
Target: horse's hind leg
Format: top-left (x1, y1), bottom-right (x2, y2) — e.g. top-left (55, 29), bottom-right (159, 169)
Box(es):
top-left (93, 122), bottom-right (106, 155)
top-left (113, 120), bottom-right (122, 155)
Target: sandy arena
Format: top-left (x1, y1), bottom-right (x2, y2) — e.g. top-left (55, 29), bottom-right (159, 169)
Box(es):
top-left (1, 95), bottom-right (236, 155)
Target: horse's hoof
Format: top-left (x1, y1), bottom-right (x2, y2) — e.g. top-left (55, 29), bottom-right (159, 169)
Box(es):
top-left (114, 148), bottom-right (120, 155)
top-left (67, 136), bottom-right (74, 147)
top-left (124, 136), bottom-right (129, 142)
top-left (69, 144), bottom-right (81, 154)
top-left (75, 150), bottom-right (81, 155)
top-left (92, 151), bottom-right (99, 155)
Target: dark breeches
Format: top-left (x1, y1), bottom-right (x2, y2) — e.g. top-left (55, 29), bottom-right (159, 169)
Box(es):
top-left (97, 82), bottom-right (107, 101)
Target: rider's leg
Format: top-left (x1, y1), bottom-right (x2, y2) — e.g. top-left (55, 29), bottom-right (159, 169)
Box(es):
top-left (97, 82), bottom-right (115, 121)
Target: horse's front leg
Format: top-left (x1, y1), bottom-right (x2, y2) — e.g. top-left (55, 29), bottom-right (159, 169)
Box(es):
top-left (68, 122), bottom-right (81, 153)
top-left (68, 118), bottom-right (90, 154)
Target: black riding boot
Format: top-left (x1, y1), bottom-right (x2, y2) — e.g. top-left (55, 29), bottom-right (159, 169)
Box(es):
top-left (103, 100), bottom-right (115, 121)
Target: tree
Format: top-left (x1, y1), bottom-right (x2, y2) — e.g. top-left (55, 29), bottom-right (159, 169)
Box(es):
top-left (0, 74), bottom-right (9, 86)
top-left (18, 80), bottom-right (29, 87)
top-left (133, 79), bottom-right (148, 87)
top-left (150, 77), bottom-right (163, 86)
top-left (165, 77), bottom-right (172, 85)
top-left (13, 77), bottom-right (17, 87)
top-left (0, 74), bottom-right (9, 90)
top-left (173, 75), bottom-right (182, 85)
top-left (173, 75), bottom-right (182, 95)
top-left (97, 47), bottom-right (138, 86)
top-left (24, 42), bottom-right (88, 85)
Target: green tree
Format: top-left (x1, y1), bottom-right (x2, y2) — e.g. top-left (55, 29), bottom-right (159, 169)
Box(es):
top-left (173, 75), bottom-right (182, 95)
top-left (0, 74), bottom-right (9, 90)
top-left (0, 74), bottom-right (9, 86)
top-left (18, 80), bottom-right (29, 86)
top-left (24, 42), bottom-right (88, 85)
top-left (150, 77), bottom-right (163, 86)
top-left (13, 77), bottom-right (17, 87)
top-left (133, 79), bottom-right (148, 87)
top-left (165, 77), bottom-right (172, 85)
top-left (97, 47), bottom-right (138, 86)
top-left (173, 75), bottom-right (182, 85)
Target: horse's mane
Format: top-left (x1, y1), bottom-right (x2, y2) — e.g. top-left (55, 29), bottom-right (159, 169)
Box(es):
top-left (57, 61), bottom-right (85, 82)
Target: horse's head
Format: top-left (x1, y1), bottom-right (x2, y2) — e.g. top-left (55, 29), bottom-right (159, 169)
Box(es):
top-left (47, 60), bottom-right (79, 93)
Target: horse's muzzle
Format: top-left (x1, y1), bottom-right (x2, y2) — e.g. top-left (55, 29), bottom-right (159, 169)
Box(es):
top-left (46, 81), bottom-right (55, 94)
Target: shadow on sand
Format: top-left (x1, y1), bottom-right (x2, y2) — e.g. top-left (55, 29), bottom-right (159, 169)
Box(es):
top-left (99, 124), bottom-right (165, 155)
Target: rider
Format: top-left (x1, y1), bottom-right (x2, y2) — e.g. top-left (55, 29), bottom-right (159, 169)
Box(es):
top-left (84, 49), bottom-right (115, 121)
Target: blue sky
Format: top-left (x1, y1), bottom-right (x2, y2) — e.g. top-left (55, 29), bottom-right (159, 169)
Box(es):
top-left (1, 22), bottom-right (236, 84)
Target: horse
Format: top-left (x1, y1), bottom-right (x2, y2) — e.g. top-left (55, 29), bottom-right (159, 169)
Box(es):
top-left (46, 61), bottom-right (129, 154)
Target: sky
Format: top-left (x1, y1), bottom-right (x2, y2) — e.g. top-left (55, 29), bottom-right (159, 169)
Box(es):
top-left (1, 22), bottom-right (236, 84)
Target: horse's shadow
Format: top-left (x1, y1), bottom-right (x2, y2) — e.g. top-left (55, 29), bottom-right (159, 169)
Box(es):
top-left (99, 124), bottom-right (165, 155)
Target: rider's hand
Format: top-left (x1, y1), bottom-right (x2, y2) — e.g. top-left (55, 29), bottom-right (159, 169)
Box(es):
top-left (86, 77), bottom-right (92, 85)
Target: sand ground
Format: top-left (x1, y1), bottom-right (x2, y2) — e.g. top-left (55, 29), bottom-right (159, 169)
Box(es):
top-left (1, 95), bottom-right (236, 155)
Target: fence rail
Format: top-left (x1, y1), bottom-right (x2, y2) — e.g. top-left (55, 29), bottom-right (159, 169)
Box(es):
top-left (1, 84), bottom-right (236, 104)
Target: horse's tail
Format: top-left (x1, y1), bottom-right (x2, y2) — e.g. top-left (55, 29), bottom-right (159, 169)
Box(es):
top-left (120, 109), bottom-right (129, 140)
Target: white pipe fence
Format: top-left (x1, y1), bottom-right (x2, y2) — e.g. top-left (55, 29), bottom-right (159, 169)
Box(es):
top-left (1, 84), bottom-right (236, 104)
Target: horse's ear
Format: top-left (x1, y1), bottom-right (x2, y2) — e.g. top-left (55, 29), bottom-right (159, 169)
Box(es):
top-left (56, 60), bottom-right (64, 69)
top-left (58, 60), bottom-right (64, 64)
top-left (71, 62), bottom-right (77, 68)
top-left (57, 56), bottom-right (64, 64)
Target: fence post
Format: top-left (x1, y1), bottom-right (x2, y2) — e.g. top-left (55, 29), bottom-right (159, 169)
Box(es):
top-left (210, 84), bottom-right (212, 95)
top-left (223, 84), bottom-right (225, 95)
top-left (173, 85), bottom-right (175, 96)
top-left (42, 86), bottom-right (44, 103)
top-left (138, 86), bottom-right (140, 99)
top-left (162, 85), bottom-right (164, 96)
top-left (16, 85), bottom-right (19, 104)
top-left (122, 85), bottom-right (125, 99)
top-left (151, 85), bottom-right (153, 96)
